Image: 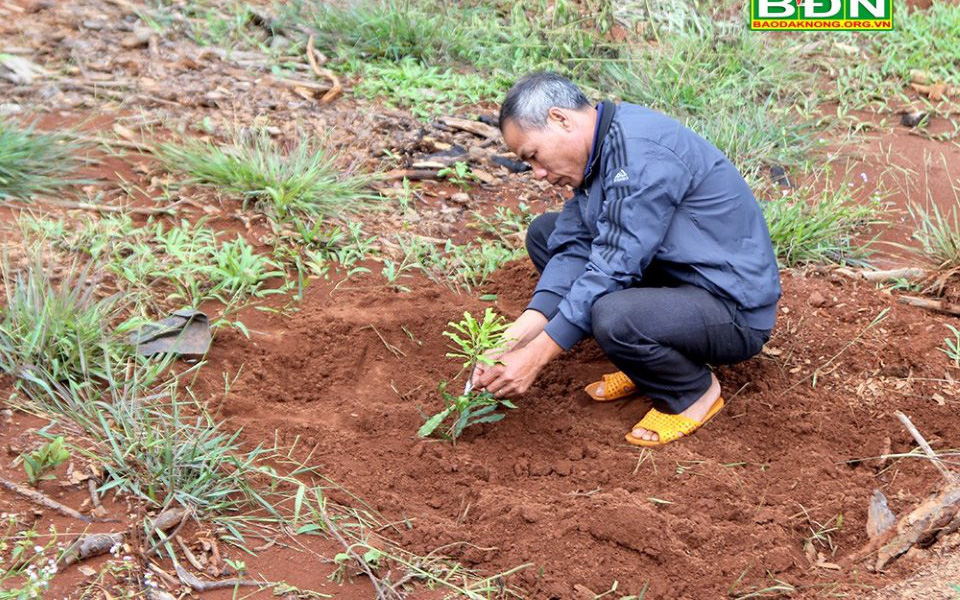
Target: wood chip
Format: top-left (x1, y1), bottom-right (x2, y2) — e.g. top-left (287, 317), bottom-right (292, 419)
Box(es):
top-left (438, 116), bottom-right (499, 140)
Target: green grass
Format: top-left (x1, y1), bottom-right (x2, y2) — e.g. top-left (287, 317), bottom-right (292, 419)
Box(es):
top-left (603, 24), bottom-right (817, 182)
top-left (0, 253), bottom-right (132, 384)
top-left (762, 182), bottom-right (886, 267)
top-left (907, 200), bottom-right (960, 270)
top-left (391, 235), bottom-right (523, 293)
top-left (23, 215), bottom-right (285, 309)
top-left (283, 0), bottom-right (619, 115)
top-left (0, 120), bottom-right (87, 200)
top-left (352, 58), bottom-right (507, 118)
top-left (823, 2), bottom-right (960, 112)
top-left (156, 131), bottom-right (377, 224)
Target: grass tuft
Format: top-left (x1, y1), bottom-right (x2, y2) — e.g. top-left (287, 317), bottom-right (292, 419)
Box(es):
top-left (156, 131), bottom-right (376, 223)
top-left (0, 120), bottom-right (87, 200)
top-left (0, 252), bottom-right (130, 384)
top-left (906, 192), bottom-right (960, 272)
top-left (603, 26), bottom-right (816, 181)
top-left (762, 182), bottom-right (886, 267)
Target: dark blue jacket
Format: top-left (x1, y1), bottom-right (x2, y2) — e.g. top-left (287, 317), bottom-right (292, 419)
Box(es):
top-left (528, 101), bottom-right (781, 350)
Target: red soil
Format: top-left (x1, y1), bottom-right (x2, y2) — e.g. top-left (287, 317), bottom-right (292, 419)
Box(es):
top-left (189, 259), bottom-right (960, 599)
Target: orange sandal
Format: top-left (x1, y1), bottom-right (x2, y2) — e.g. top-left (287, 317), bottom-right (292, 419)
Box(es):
top-left (584, 371), bottom-right (637, 402)
top-left (624, 397), bottom-right (725, 447)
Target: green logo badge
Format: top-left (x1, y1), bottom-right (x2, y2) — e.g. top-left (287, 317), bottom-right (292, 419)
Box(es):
top-left (749, 0), bottom-right (893, 30)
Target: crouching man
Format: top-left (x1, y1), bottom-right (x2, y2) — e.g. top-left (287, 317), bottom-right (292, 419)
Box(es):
top-left (473, 72), bottom-right (781, 446)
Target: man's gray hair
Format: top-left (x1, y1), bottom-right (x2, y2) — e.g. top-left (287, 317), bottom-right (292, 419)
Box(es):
top-left (499, 71), bottom-right (590, 131)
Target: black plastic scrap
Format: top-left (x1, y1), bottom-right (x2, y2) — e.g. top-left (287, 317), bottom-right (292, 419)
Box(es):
top-left (129, 309), bottom-right (211, 357)
top-left (491, 155), bottom-right (531, 173)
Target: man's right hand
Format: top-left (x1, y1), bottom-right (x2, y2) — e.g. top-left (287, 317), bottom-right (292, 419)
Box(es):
top-left (471, 309), bottom-right (548, 388)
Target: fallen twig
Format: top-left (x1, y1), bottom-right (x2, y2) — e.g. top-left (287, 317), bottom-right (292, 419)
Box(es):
top-left (897, 294), bottom-right (960, 318)
top-left (144, 507), bottom-right (191, 556)
top-left (894, 411), bottom-right (958, 485)
top-left (267, 75), bottom-right (333, 93)
top-left (148, 563), bottom-right (181, 588)
top-left (306, 35), bottom-right (342, 104)
top-left (379, 168), bottom-right (443, 182)
top-left (437, 116), bottom-right (499, 140)
top-left (362, 325), bottom-right (406, 359)
top-left (859, 267), bottom-right (929, 282)
top-left (175, 535), bottom-right (206, 571)
top-left (173, 561), bottom-right (263, 591)
top-left (87, 477), bottom-right (101, 509)
top-left (849, 414), bottom-right (960, 570)
top-left (318, 508), bottom-right (397, 600)
top-left (59, 532), bottom-right (125, 565)
top-left (0, 476), bottom-right (91, 522)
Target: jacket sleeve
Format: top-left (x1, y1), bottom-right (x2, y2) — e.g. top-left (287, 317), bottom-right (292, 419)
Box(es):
top-left (543, 141), bottom-right (694, 349)
top-left (525, 191), bottom-right (593, 319)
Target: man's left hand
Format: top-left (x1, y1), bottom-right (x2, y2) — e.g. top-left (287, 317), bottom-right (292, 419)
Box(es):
top-left (476, 333), bottom-right (562, 397)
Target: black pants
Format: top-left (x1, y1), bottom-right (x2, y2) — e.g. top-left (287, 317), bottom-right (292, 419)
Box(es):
top-left (526, 212), bottom-right (771, 414)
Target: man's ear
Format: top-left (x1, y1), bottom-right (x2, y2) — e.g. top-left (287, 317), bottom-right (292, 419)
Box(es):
top-left (547, 107), bottom-right (571, 131)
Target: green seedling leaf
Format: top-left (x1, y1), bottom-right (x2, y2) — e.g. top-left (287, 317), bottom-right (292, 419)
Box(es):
top-left (295, 523), bottom-right (324, 535)
top-left (362, 548), bottom-right (382, 566)
top-left (293, 484), bottom-right (306, 526)
top-left (417, 406), bottom-right (453, 438)
top-left (421, 309), bottom-right (515, 441)
top-left (20, 436), bottom-right (71, 487)
top-left (479, 294), bottom-right (497, 301)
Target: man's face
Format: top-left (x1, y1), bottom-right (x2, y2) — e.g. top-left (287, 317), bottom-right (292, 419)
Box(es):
top-left (502, 109), bottom-right (589, 189)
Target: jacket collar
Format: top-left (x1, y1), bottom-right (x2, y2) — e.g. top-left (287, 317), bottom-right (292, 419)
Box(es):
top-left (581, 100), bottom-right (617, 187)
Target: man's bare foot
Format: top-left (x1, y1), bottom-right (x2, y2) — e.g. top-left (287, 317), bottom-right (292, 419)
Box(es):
top-left (630, 373), bottom-right (722, 443)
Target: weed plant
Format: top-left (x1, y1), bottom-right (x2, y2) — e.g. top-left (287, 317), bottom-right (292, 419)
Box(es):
top-left (0, 120), bottom-right (87, 200)
top-left (907, 200), bottom-right (960, 271)
top-left (391, 235), bottom-right (523, 293)
top-left (604, 25), bottom-right (816, 181)
top-left (157, 131), bottom-right (376, 223)
top-left (284, 0), bottom-right (618, 115)
top-left (0, 254), bottom-right (132, 384)
top-left (0, 518), bottom-right (61, 596)
top-left (825, 2), bottom-right (960, 112)
top-left (19, 436), bottom-right (70, 486)
top-left (762, 184), bottom-right (885, 267)
top-left (22, 215), bottom-right (284, 308)
top-left (418, 309), bottom-right (516, 441)
top-left (352, 59), bottom-right (506, 118)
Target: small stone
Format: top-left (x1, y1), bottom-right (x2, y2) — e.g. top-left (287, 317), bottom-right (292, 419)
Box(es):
top-left (81, 20), bottom-right (106, 30)
top-left (450, 192), bottom-right (470, 205)
top-left (513, 459), bottom-right (529, 477)
top-left (529, 463), bottom-right (551, 477)
top-left (519, 506), bottom-right (540, 523)
top-left (471, 169), bottom-right (497, 185)
top-left (573, 584), bottom-right (597, 599)
top-left (809, 291), bottom-right (828, 307)
top-left (0, 103), bottom-right (21, 115)
top-left (901, 111), bottom-right (927, 128)
top-left (120, 27), bottom-right (153, 49)
top-left (566, 446), bottom-right (585, 461)
top-left (552, 460), bottom-right (572, 477)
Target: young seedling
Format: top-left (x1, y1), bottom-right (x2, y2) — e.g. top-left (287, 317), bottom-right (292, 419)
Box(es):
top-left (437, 161), bottom-right (478, 191)
top-left (418, 308), bottom-right (516, 441)
top-left (20, 436), bottom-right (70, 487)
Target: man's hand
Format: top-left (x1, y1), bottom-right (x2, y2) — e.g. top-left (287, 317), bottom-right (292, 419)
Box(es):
top-left (471, 310), bottom-right (548, 388)
top-left (475, 332), bottom-right (563, 397)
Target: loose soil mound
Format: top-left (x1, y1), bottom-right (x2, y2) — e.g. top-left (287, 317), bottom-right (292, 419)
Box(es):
top-left (196, 261), bottom-right (960, 599)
